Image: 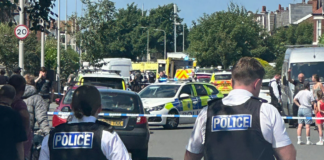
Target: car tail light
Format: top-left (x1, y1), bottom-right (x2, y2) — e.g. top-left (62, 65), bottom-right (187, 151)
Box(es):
top-left (136, 117), bottom-right (147, 124)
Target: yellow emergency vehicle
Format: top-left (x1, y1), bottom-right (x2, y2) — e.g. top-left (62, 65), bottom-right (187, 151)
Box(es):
top-left (210, 71), bottom-right (233, 95)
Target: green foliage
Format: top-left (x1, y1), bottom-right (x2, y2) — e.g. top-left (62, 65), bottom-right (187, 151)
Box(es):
top-left (0, 23), bottom-right (18, 74)
top-left (253, 57), bottom-right (275, 79)
top-left (76, 0), bottom-right (189, 64)
top-left (188, 3), bottom-right (267, 68)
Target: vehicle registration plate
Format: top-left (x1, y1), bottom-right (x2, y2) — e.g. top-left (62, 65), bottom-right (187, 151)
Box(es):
top-left (99, 119), bottom-right (124, 126)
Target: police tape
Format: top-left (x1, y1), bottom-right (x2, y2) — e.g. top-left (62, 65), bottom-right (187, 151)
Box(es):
top-left (47, 112), bottom-right (324, 119)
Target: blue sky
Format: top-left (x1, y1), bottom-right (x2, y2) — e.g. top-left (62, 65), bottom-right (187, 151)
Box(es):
top-left (54, 0), bottom-right (298, 26)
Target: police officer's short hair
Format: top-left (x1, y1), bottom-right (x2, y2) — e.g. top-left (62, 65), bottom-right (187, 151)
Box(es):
top-left (71, 85), bottom-right (101, 119)
top-left (232, 57), bottom-right (265, 86)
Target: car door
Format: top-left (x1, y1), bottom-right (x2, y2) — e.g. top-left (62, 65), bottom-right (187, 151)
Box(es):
top-left (193, 84), bottom-right (209, 111)
top-left (178, 84), bottom-right (195, 124)
top-left (205, 84), bottom-right (221, 100)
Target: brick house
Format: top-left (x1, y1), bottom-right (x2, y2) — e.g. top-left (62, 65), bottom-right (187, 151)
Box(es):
top-left (312, 0), bottom-right (324, 44)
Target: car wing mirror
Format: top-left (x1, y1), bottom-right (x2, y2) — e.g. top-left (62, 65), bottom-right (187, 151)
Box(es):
top-left (179, 93), bottom-right (190, 100)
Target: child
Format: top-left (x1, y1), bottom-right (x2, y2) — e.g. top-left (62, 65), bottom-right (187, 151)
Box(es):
top-left (294, 82), bottom-right (315, 145)
top-left (315, 90), bottom-right (324, 145)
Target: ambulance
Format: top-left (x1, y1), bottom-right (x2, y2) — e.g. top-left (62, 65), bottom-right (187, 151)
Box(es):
top-left (210, 70), bottom-right (233, 96)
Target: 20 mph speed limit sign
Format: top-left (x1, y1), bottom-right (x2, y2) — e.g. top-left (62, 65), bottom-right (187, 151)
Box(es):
top-left (14, 25), bottom-right (29, 40)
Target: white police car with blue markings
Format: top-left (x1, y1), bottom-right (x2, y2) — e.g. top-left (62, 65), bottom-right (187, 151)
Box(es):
top-left (139, 81), bottom-right (224, 129)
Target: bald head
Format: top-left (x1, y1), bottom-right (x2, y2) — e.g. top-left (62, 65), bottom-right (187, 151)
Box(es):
top-left (298, 73), bottom-right (305, 82)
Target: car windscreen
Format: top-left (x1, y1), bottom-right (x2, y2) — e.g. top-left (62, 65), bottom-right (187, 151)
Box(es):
top-left (197, 69), bottom-right (213, 73)
top-left (63, 90), bottom-right (137, 112)
top-left (214, 74), bottom-right (232, 80)
top-left (290, 62), bottom-right (324, 82)
top-left (139, 85), bottom-right (180, 98)
top-left (82, 77), bottom-right (123, 89)
top-left (63, 90), bottom-right (74, 104)
top-left (198, 77), bottom-right (211, 83)
top-left (100, 92), bottom-right (137, 112)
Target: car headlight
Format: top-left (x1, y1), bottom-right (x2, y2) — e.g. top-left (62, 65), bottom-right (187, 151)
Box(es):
top-left (149, 105), bottom-right (165, 112)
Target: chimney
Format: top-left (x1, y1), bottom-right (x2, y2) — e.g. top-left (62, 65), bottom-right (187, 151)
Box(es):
top-left (281, 7), bottom-right (284, 10)
top-left (279, 4), bottom-right (282, 10)
top-left (313, 0), bottom-right (318, 12)
top-left (262, 6), bottom-right (266, 12)
top-left (302, 0), bottom-right (305, 4)
top-left (286, 7), bottom-right (289, 10)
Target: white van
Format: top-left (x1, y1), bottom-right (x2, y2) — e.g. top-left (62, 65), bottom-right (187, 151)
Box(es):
top-left (281, 47), bottom-right (324, 116)
top-left (98, 58), bottom-right (133, 80)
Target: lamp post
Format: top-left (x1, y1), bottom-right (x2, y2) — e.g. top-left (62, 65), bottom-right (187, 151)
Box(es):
top-left (175, 23), bottom-right (185, 52)
top-left (140, 27), bottom-right (150, 61)
top-left (57, 0), bottom-right (61, 94)
top-left (154, 29), bottom-right (166, 59)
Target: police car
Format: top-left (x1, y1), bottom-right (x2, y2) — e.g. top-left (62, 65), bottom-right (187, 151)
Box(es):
top-left (210, 71), bottom-right (233, 96)
top-left (259, 79), bottom-right (271, 103)
top-left (139, 81), bottom-right (224, 129)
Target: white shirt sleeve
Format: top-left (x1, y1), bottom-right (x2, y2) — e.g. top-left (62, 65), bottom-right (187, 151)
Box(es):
top-left (271, 81), bottom-right (280, 101)
top-left (39, 134), bottom-right (50, 160)
top-left (310, 92), bottom-right (315, 102)
top-left (102, 131), bottom-right (131, 160)
top-left (186, 107), bottom-right (207, 154)
top-left (294, 91), bottom-right (300, 100)
top-left (260, 103), bottom-right (292, 148)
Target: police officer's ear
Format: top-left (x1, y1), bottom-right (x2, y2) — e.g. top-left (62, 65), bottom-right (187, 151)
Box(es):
top-left (253, 79), bottom-right (262, 90)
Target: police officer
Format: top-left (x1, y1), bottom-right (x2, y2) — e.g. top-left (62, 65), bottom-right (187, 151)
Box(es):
top-left (39, 85), bottom-right (130, 160)
top-left (184, 57), bottom-right (296, 160)
top-left (269, 74), bottom-right (282, 113)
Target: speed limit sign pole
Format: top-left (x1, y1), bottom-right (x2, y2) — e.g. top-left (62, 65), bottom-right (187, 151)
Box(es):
top-left (18, 0), bottom-right (25, 75)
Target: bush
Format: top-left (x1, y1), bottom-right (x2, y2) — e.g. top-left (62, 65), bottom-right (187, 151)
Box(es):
top-left (253, 57), bottom-right (275, 79)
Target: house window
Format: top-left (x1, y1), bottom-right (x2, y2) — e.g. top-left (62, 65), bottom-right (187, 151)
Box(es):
top-left (317, 20), bottom-right (322, 42)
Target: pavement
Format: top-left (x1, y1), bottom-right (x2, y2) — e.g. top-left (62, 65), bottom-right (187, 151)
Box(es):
top-left (48, 103), bottom-right (324, 160)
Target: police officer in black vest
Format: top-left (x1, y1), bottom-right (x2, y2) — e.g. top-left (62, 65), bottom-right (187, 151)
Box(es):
top-left (269, 74), bottom-right (283, 113)
top-left (39, 85), bottom-right (130, 160)
top-left (184, 57), bottom-right (296, 160)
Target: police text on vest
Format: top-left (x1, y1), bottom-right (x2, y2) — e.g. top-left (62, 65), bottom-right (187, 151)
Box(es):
top-left (212, 114), bottom-right (252, 132)
top-left (53, 132), bottom-right (94, 149)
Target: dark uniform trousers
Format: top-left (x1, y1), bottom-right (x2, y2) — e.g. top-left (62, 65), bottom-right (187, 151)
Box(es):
top-left (48, 120), bottom-right (113, 160)
top-left (204, 98), bottom-right (275, 160)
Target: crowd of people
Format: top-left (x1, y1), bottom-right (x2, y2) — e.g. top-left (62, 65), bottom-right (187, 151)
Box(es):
top-left (0, 67), bottom-right (54, 160)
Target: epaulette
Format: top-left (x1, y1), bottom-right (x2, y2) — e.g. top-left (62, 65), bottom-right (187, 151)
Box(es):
top-left (251, 96), bottom-right (268, 103)
top-left (96, 120), bottom-right (115, 132)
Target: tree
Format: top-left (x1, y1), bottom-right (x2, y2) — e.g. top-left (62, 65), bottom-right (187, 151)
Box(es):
top-left (188, 3), bottom-right (265, 68)
top-left (0, 23), bottom-right (18, 74)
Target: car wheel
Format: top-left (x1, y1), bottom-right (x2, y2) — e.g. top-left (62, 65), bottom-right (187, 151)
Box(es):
top-left (163, 110), bottom-right (179, 129)
top-left (132, 148), bottom-right (148, 160)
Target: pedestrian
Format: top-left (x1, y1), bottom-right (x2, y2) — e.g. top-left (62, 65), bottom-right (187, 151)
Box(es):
top-left (13, 66), bottom-right (22, 75)
top-left (23, 74), bottom-right (51, 135)
top-left (9, 75), bottom-right (32, 160)
top-left (0, 69), bottom-right (9, 84)
top-left (312, 74), bottom-right (324, 101)
top-left (293, 82), bottom-right (315, 145)
top-left (0, 85), bottom-right (27, 160)
top-left (315, 90), bottom-right (324, 145)
top-left (288, 68), bottom-right (307, 128)
top-left (269, 74), bottom-right (282, 113)
top-left (34, 67), bottom-right (54, 110)
top-left (39, 85), bottom-right (130, 160)
top-left (184, 57), bottom-right (296, 160)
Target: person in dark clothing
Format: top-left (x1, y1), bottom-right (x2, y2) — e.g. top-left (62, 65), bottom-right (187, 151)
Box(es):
top-left (288, 68), bottom-right (309, 128)
top-left (13, 66), bottom-right (22, 75)
top-left (34, 67), bottom-right (54, 110)
top-left (0, 69), bottom-right (8, 84)
top-left (0, 84), bottom-right (27, 160)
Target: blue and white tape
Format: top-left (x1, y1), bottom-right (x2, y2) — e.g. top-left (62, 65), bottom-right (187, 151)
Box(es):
top-left (47, 112), bottom-right (324, 119)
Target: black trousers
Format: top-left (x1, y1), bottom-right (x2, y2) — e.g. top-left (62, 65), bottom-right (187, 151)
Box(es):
top-left (270, 98), bottom-right (283, 114)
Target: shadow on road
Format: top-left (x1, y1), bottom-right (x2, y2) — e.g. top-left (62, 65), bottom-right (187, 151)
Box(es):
top-left (149, 126), bottom-right (193, 130)
top-left (148, 157), bottom-right (173, 160)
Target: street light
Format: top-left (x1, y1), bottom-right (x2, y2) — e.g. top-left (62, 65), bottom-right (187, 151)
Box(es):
top-left (140, 27), bottom-right (150, 61)
top-left (175, 23), bottom-right (185, 52)
top-left (154, 29), bottom-right (166, 59)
